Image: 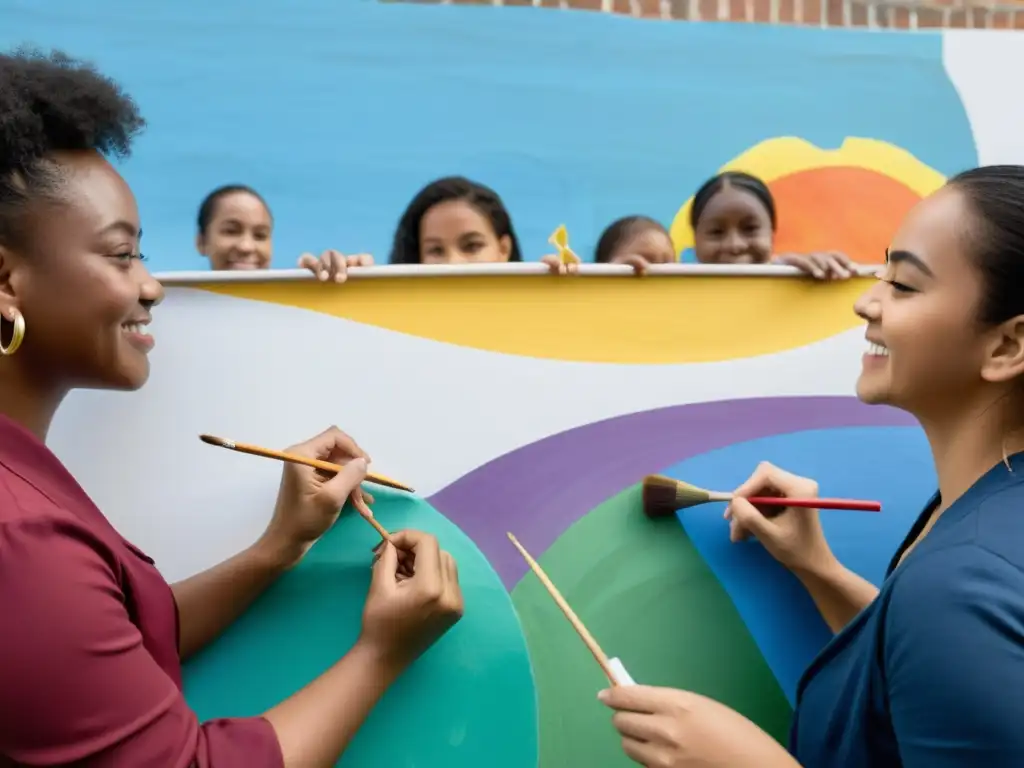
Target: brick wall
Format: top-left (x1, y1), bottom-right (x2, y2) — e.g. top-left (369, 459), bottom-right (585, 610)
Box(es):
top-left (399, 0), bottom-right (1024, 29)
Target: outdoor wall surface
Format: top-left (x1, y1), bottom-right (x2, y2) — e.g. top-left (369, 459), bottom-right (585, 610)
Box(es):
top-left (3, 3), bottom-right (1018, 271)
top-left (48, 271), bottom-right (934, 766)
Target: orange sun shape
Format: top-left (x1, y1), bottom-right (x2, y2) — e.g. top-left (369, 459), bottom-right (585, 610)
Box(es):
top-left (670, 137), bottom-right (948, 265)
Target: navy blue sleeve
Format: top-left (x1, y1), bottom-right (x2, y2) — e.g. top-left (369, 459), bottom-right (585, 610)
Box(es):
top-left (884, 545), bottom-right (1024, 767)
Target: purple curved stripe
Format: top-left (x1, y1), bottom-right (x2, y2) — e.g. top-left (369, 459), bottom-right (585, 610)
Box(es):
top-left (427, 396), bottom-right (915, 589)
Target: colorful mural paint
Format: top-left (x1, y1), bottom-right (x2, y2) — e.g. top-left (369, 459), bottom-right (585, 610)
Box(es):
top-left (199, 275), bottom-right (870, 362)
top-left (49, 274), bottom-right (938, 767)
top-left (184, 490), bottom-right (539, 766)
top-left (3, 4), bottom-right (1011, 271)
top-left (13, 2), bottom-right (1024, 764)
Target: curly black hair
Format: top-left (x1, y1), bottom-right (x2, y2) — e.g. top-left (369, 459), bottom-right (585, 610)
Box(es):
top-left (0, 47), bottom-right (145, 249)
top-left (388, 176), bottom-right (523, 264)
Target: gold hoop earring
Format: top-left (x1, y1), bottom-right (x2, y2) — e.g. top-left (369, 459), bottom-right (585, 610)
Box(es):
top-left (0, 308), bottom-right (25, 356)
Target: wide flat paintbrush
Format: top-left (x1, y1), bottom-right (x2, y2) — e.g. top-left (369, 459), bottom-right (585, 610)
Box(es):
top-left (507, 532), bottom-right (634, 687)
top-left (641, 474), bottom-right (882, 518)
top-left (199, 434), bottom-right (406, 542)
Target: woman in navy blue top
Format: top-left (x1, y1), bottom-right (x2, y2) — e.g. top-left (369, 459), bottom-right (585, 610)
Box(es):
top-left (600, 164), bottom-right (1024, 767)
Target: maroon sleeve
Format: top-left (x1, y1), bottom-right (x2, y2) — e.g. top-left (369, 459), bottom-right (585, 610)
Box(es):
top-left (0, 517), bottom-right (285, 768)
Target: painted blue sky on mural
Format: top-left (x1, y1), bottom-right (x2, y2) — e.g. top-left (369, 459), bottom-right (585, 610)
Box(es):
top-left (2, 1), bottom-right (976, 270)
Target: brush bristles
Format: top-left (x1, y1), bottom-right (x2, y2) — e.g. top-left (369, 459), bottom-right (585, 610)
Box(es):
top-left (200, 434), bottom-right (238, 449)
top-left (641, 475), bottom-right (713, 517)
top-left (642, 475), bottom-right (682, 518)
top-left (671, 480), bottom-right (714, 510)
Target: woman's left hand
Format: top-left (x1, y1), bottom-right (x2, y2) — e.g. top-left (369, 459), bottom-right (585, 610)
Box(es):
top-left (773, 251), bottom-right (856, 281)
top-left (298, 250), bottom-right (375, 283)
top-left (259, 426), bottom-right (375, 567)
top-left (599, 685), bottom-right (798, 767)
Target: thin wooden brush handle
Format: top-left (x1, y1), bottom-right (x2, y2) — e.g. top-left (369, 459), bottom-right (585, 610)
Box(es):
top-left (200, 436), bottom-right (398, 543)
top-left (235, 442), bottom-right (394, 541)
top-left (506, 533), bottom-right (620, 686)
top-left (357, 507), bottom-right (393, 543)
top-left (746, 496), bottom-right (881, 512)
top-left (220, 439), bottom-right (413, 493)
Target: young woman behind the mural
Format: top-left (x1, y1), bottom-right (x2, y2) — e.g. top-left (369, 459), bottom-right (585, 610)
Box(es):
top-left (691, 171), bottom-right (856, 279)
top-left (600, 165), bottom-right (1024, 767)
top-left (196, 183), bottom-right (374, 281)
top-left (0, 49), bottom-right (462, 768)
top-left (596, 215), bottom-right (676, 274)
top-left (388, 176), bottom-right (528, 265)
top-left (539, 215), bottom-right (677, 275)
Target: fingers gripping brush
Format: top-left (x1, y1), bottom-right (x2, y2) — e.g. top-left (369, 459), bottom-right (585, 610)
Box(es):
top-left (641, 474), bottom-right (882, 517)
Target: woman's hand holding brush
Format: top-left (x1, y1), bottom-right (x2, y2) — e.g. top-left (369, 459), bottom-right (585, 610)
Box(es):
top-left (726, 462), bottom-right (879, 632)
top-left (599, 684), bottom-right (799, 768)
top-left (372, 537), bottom-right (415, 579)
top-left (258, 425), bottom-right (377, 569)
top-left (724, 461), bottom-right (835, 573)
top-left (264, 529), bottom-right (463, 767)
top-left (358, 530), bottom-right (464, 668)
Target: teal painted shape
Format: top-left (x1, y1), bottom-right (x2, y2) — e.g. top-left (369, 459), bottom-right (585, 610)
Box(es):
top-left (183, 489), bottom-right (538, 767)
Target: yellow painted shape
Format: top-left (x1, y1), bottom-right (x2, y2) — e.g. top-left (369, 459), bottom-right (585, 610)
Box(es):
top-left (670, 137), bottom-right (947, 256)
top-left (549, 225), bottom-right (568, 250)
top-left (199, 275), bottom-right (871, 364)
top-left (548, 224), bottom-right (580, 265)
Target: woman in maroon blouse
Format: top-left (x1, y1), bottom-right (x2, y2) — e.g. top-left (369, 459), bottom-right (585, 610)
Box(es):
top-left (0, 50), bottom-right (464, 767)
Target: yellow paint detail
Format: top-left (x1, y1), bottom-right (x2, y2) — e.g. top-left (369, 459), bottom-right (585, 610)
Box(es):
top-left (670, 137), bottom-right (947, 255)
top-left (198, 275), bottom-right (870, 364)
top-left (548, 224), bottom-right (580, 265)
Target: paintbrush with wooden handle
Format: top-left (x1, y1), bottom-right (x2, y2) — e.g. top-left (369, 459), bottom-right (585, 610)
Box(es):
top-left (507, 532), bottom-right (634, 686)
top-left (199, 434), bottom-right (404, 542)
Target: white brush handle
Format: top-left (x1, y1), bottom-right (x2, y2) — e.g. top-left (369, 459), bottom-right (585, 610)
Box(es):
top-left (608, 657), bottom-right (636, 686)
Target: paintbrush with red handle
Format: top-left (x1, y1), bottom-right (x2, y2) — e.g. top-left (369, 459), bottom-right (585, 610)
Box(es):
top-left (642, 474), bottom-right (881, 518)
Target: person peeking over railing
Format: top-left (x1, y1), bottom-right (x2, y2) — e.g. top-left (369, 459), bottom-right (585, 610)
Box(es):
top-left (388, 176), bottom-right (523, 265)
top-left (690, 171), bottom-right (856, 280)
top-left (195, 184), bottom-right (374, 282)
top-left (542, 215), bottom-right (675, 276)
top-left (387, 175), bottom-right (560, 274)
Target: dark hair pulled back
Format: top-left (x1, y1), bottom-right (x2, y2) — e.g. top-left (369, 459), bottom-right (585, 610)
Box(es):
top-left (690, 171), bottom-right (777, 231)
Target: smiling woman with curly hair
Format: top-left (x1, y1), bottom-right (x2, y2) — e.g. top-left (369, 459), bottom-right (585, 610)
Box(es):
top-left (0, 48), bottom-right (463, 768)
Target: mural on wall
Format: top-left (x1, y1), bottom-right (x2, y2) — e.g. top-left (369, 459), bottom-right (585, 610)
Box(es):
top-left (0, 3), bottom-right (998, 271)
top-left (5, 0), bottom-right (1020, 763)
top-left (48, 274), bottom-right (938, 767)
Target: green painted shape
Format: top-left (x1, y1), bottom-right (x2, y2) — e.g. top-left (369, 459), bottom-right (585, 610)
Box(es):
top-left (511, 484), bottom-right (792, 767)
top-left (183, 488), bottom-right (538, 767)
